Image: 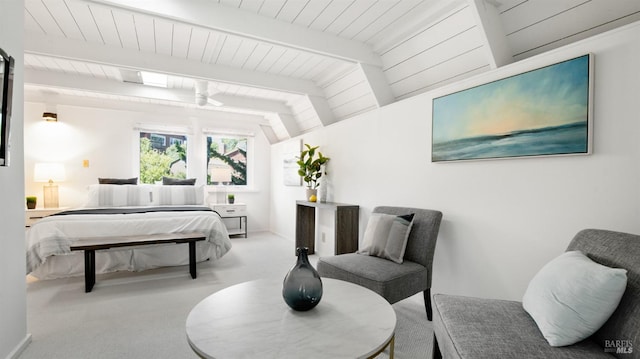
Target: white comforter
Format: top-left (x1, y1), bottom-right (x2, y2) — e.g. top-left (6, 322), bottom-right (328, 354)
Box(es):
top-left (26, 207), bottom-right (232, 279)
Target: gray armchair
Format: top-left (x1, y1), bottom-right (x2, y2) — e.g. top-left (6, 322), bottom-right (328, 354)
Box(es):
top-left (317, 206), bottom-right (443, 320)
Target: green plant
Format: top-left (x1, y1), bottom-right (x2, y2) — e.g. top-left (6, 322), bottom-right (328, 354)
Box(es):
top-left (26, 196), bottom-right (37, 209)
top-left (297, 144), bottom-right (330, 189)
top-left (227, 194), bottom-right (235, 200)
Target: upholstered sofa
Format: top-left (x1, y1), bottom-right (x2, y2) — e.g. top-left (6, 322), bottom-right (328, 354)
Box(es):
top-left (433, 229), bottom-right (639, 359)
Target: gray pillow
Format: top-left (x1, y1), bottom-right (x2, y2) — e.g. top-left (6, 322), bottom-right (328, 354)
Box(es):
top-left (357, 213), bottom-right (415, 263)
top-left (98, 177), bottom-right (138, 185)
top-left (162, 177), bottom-right (196, 185)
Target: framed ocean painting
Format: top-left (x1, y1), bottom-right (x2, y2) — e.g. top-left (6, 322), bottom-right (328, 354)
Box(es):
top-left (432, 54), bottom-right (593, 162)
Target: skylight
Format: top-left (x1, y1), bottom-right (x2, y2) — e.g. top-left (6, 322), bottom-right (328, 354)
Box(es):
top-left (140, 71), bottom-right (167, 88)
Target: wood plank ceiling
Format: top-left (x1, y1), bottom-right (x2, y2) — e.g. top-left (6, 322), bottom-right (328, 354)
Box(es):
top-left (23, 0), bottom-right (640, 143)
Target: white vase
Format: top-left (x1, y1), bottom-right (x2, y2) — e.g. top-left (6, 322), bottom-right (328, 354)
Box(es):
top-left (305, 188), bottom-right (317, 202)
top-left (318, 176), bottom-right (327, 203)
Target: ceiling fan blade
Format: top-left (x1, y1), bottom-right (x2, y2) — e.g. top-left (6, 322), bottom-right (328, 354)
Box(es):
top-left (207, 97), bottom-right (224, 107)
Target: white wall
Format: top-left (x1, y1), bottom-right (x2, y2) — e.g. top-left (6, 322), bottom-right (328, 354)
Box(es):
top-left (0, 1), bottom-right (28, 358)
top-left (270, 21), bottom-right (640, 301)
top-left (24, 104), bottom-right (272, 232)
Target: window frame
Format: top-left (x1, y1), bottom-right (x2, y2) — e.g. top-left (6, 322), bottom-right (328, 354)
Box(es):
top-left (203, 130), bottom-right (254, 190)
top-left (134, 126), bottom-right (192, 184)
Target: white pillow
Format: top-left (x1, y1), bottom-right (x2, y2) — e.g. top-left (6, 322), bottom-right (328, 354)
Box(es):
top-left (522, 250), bottom-right (627, 347)
top-left (157, 185), bottom-right (204, 205)
top-left (357, 213), bottom-right (414, 263)
top-left (85, 184), bottom-right (152, 207)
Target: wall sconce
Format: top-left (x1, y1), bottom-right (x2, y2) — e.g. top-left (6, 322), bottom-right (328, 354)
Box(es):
top-left (43, 112), bottom-right (58, 122)
top-left (34, 162), bottom-right (66, 208)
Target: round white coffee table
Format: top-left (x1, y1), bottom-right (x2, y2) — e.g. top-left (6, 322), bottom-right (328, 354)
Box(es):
top-left (186, 278), bottom-right (396, 358)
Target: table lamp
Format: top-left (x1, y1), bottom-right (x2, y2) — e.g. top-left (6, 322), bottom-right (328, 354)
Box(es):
top-left (34, 162), bottom-right (66, 208)
top-left (210, 164), bottom-right (232, 204)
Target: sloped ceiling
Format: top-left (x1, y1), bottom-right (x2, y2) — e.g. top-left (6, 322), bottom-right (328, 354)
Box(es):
top-left (24, 0), bottom-right (640, 143)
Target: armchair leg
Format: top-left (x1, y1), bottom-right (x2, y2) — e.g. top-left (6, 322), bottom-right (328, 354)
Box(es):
top-left (432, 333), bottom-right (442, 359)
top-left (424, 288), bottom-right (432, 321)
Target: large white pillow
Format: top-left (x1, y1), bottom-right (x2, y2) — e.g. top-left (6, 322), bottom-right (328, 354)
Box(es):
top-left (522, 250), bottom-right (627, 347)
top-left (85, 184), bottom-right (154, 207)
top-left (357, 213), bottom-right (414, 263)
top-left (157, 184), bottom-right (204, 205)
top-left (85, 184), bottom-right (204, 207)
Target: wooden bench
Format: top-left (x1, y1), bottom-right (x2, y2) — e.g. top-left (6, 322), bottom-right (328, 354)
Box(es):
top-left (70, 232), bottom-right (207, 292)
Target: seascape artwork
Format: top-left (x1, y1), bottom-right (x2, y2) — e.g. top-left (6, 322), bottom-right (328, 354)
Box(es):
top-left (432, 54), bottom-right (592, 162)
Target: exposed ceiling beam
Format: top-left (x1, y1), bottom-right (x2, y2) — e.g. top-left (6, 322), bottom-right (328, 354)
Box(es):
top-left (276, 113), bottom-right (302, 139)
top-left (24, 88), bottom-right (268, 125)
top-left (306, 95), bottom-right (336, 127)
top-left (24, 33), bottom-right (325, 96)
top-left (24, 69), bottom-right (293, 115)
top-left (259, 124), bottom-right (279, 145)
top-left (358, 63), bottom-right (395, 108)
top-left (468, 0), bottom-right (513, 69)
top-left (86, 0), bottom-right (382, 66)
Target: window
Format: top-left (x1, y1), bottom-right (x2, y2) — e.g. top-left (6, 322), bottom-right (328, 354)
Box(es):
top-left (150, 133), bottom-right (166, 148)
top-left (207, 135), bottom-right (247, 186)
top-left (139, 131), bottom-right (187, 184)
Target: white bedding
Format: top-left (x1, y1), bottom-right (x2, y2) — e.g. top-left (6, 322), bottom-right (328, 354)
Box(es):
top-left (26, 207), bottom-right (232, 279)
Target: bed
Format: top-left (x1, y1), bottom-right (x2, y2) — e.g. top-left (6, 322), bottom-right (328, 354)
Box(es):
top-left (26, 183), bottom-right (232, 280)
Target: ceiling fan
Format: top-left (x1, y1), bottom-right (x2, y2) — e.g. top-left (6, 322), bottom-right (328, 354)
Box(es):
top-left (195, 80), bottom-right (224, 107)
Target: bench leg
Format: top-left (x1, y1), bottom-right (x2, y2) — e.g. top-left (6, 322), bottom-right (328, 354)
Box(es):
top-left (84, 250), bottom-right (96, 292)
top-left (189, 242), bottom-right (197, 279)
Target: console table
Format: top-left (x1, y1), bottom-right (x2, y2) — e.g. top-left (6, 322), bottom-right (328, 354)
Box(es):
top-left (295, 201), bottom-right (359, 255)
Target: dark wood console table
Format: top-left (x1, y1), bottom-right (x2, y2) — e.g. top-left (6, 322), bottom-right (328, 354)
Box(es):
top-left (295, 201), bottom-right (359, 255)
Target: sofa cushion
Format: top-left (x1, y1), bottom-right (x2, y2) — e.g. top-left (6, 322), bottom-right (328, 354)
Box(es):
top-left (317, 253), bottom-right (428, 304)
top-left (522, 251), bottom-right (627, 347)
top-left (432, 294), bottom-right (612, 359)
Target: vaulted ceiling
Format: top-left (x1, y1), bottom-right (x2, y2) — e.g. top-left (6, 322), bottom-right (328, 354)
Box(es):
top-left (24, 0), bottom-right (640, 143)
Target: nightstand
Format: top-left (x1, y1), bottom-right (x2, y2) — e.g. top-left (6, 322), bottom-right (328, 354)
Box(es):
top-left (211, 203), bottom-right (247, 237)
top-left (25, 207), bottom-right (68, 227)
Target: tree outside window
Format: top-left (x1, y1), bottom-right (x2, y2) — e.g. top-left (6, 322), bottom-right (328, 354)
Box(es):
top-left (139, 132), bottom-right (187, 184)
top-left (207, 135), bottom-right (247, 185)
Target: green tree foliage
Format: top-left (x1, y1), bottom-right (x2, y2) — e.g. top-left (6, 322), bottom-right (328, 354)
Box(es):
top-left (207, 136), bottom-right (247, 185)
top-left (166, 141), bottom-right (186, 162)
top-left (139, 137), bottom-right (188, 183)
top-left (165, 141), bottom-right (187, 179)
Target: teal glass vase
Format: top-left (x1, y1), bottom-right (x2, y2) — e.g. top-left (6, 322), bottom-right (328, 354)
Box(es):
top-left (282, 247), bottom-right (323, 311)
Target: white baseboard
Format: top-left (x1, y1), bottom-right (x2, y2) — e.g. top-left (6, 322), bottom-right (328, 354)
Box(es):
top-left (6, 333), bottom-right (31, 359)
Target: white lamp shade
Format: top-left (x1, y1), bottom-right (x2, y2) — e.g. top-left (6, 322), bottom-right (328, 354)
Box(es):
top-left (34, 163), bottom-right (66, 183)
top-left (211, 167), bottom-right (232, 183)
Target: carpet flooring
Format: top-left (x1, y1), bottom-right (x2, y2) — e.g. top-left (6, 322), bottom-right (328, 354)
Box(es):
top-left (20, 232), bottom-right (433, 358)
